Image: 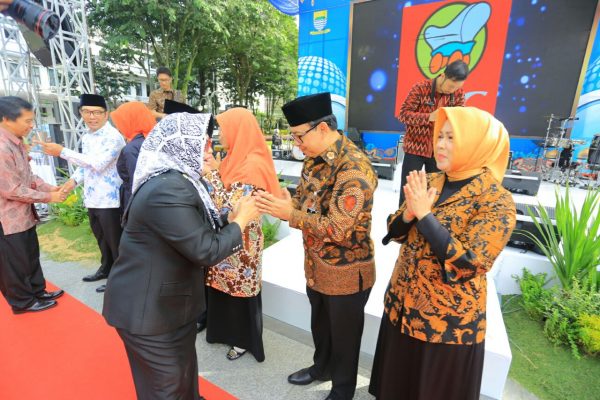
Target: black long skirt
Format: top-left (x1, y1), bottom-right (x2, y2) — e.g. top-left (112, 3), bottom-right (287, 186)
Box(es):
top-left (369, 314), bottom-right (485, 400)
top-left (205, 286), bottom-right (265, 362)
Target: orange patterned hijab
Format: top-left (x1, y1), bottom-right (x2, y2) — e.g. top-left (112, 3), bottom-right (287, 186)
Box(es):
top-left (433, 107), bottom-right (510, 182)
top-left (111, 101), bottom-right (156, 141)
top-left (216, 108), bottom-right (282, 197)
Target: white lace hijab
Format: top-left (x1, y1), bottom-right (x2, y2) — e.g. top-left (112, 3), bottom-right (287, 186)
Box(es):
top-left (128, 112), bottom-right (221, 228)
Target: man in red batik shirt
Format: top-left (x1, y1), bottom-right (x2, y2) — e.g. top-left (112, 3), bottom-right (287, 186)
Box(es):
top-left (397, 60), bottom-right (469, 206)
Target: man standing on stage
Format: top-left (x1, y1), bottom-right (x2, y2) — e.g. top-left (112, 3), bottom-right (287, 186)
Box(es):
top-left (397, 60), bottom-right (468, 205)
top-left (40, 94), bottom-right (125, 293)
top-left (0, 96), bottom-right (66, 314)
top-left (256, 92), bottom-right (377, 400)
top-left (147, 67), bottom-right (187, 120)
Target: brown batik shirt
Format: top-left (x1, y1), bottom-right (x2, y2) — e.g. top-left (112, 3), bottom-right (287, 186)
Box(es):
top-left (147, 88), bottom-right (186, 114)
top-left (289, 134), bottom-right (378, 296)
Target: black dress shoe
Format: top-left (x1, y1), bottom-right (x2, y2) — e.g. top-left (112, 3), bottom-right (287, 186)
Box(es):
top-left (37, 289), bottom-right (64, 301)
top-left (96, 284), bottom-right (106, 293)
top-left (288, 367), bottom-right (318, 385)
top-left (82, 270), bottom-right (108, 282)
top-left (12, 299), bottom-right (57, 314)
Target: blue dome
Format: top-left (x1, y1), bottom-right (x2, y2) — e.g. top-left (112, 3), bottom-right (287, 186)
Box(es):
top-left (298, 56), bottom-right (347, 98)
top-left (582, 56), bottom-right (600, 96)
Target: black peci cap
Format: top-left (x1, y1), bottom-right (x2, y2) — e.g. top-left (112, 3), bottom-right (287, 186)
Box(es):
top-left (282, 92), bottom-right (333, 127)
top-left (79, 94), bottom-right (107, 110)
top-left (164, 99), bottom-right (199, 115)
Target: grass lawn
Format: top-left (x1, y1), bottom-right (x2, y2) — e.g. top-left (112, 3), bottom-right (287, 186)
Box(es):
top-left (37, 219), bottom-right (100, 263)
top-left (502, 295), bottom-right (600, 400)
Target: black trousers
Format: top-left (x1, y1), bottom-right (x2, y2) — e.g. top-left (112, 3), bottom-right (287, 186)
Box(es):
top-left (117, 320), bottom-right (201, 400)
top-left (307, 286), bottom-right (371, 400)
top-left (88, 208), bottom-right (122, 275)
top-left (0, 225), bottom-right (46, 309)
top-left (398, 152), bottom-right (439, 206)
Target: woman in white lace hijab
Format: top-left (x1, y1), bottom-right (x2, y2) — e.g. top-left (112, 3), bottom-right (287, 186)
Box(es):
top-left (103, 112), bottom-right (259, 400)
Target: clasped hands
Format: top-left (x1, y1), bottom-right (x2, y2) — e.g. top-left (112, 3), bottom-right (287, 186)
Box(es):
top-left (402, 170), bottom-right (437, 222)
top-left (47, 179), bottom-right (76, 203)
top-left (254, 188), bottom-right (294, 221)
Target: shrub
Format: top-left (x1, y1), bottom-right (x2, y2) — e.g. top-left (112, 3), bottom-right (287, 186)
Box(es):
top-left (514, 268), bottom-right (552, 320)
top-left (513, 270), bottom-right (600, 358)
top-left (578, 314), bottom-right (600, 356)
top-left (543, 280), bottom-right (600, 358)
top-left (262, 217), bottom-right (280, 249)
top-left (519, 186), bottom-right (600, 291)
top-left (50, 186), bottom-right (88, 227)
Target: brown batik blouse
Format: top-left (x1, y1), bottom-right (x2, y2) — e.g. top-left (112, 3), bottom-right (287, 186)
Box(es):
top-left (289, 134), bottom-right (378, 296)
top-left (204, 170), bottom-right (263, 297)
top-left (383, 169), bottom-right (515, 345)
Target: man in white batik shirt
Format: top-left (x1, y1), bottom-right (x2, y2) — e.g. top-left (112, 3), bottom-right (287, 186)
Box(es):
top-left (40, 94), bottom-right (125, 293)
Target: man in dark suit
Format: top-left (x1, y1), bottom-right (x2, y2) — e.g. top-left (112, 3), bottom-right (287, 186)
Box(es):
top-left (103, 112), bottom-right (259, 400)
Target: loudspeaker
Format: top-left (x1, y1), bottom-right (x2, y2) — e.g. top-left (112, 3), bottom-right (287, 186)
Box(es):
top-left (346, 127), bottom-right (364, 150)
top-left (502, 169), bottom-right (542, 196)
top-left (589, 134), bottom-right (600, 166)
top-left (372, 162), bottom-right (395, 180)
top-left (507, 203), bottom-right (559, 255)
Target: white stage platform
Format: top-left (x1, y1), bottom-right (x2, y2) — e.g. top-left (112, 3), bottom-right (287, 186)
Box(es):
top-left (263, 159), bottom-right (587, 399)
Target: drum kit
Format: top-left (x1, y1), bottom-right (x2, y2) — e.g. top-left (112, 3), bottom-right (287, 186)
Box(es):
top-left (535, 114), bottom-right (599, 188)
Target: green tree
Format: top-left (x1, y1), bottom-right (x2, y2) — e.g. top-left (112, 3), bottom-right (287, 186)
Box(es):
top-left (219, 0), bottom-right (297, 108)
top-left (87, 0), bottom-right (298, 112)
top-left (87, 0), bottom-right (226, 97)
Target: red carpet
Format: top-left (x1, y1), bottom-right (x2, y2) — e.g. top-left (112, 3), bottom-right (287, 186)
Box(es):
top-left (0, 282), bottom-right (237, 400)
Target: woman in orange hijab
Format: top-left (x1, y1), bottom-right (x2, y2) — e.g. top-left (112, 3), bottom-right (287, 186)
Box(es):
top-left (202, 107), bottom-right (281, 362)
top-left (111, 101), bottom-right (156, 214)
top-left (369, 107), bottom-right (516, 400)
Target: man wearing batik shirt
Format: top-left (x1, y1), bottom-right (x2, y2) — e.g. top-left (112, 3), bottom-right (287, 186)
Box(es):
top-left (147, 67), bottom-right (186, 119)
top-left (0, 97), bottom-right (66, 314)
top-left (397, 60), bottom-right (468, 206)
top-left (256, 92), bottom-right (377, 400)
top-left (40, 94), bottom-right (125, 292)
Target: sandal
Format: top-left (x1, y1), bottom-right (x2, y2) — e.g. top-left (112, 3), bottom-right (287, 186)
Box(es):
top-left (226, 346), bottom-right (247, 360)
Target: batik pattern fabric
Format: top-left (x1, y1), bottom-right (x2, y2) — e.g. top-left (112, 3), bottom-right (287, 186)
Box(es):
top-left (289, 134), bottom-right (378, 296)
top-left (383, 170), bottom-right (516, 344)
top-left (204, 170), bottom-right (263, 297)
top-left (147, 88), bottom-right (186, 114)
top-left (60, 122), bottom-right (125, 209)
top-left (398, 79), bottom-right (465, 158)
top-left (0, 127), bottom-right (55, 235)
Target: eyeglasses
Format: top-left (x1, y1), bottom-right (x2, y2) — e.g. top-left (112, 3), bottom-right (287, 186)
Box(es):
top-left (290, 123), bottom-right (318, 144)
top-left (80, 110), bottom-right (106, 117)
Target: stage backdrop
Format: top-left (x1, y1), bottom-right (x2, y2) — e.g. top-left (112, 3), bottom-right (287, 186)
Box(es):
top-left (347, 0), bottom-right (598, 139)
top-left (298, 0), bottom-right (351, 130)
